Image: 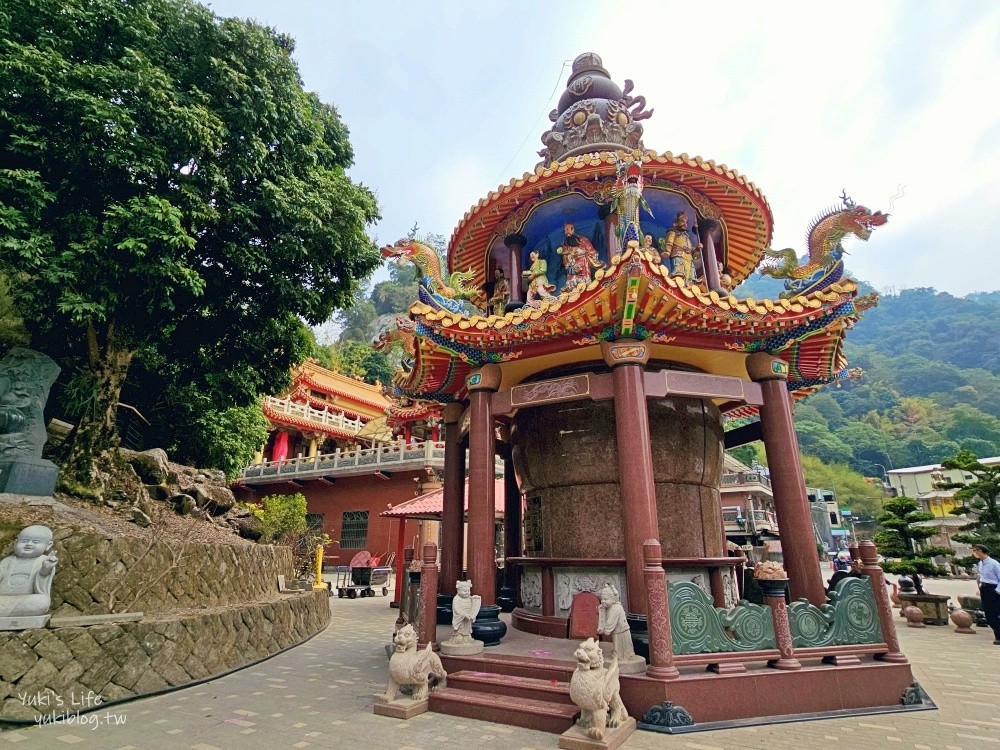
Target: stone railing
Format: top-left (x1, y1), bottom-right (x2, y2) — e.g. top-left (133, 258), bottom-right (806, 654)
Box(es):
top-left (721, 471), bottom-right (772, 490)
top-left (263, 395), bottom-right (365, 434)
top-left (240, 439), bottom-right (506, 484)
top-left (723, 508), bottom-right (779, 535)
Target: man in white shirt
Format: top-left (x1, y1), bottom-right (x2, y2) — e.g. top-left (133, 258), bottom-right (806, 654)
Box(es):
top-left (972, 544), bottom-right (1000, 644)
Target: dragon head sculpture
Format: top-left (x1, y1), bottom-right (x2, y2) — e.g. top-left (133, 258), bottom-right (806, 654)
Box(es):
top-left (381, 237), bottom-right (484, 307)
top-left (838, 202), bottom-right (889, 242)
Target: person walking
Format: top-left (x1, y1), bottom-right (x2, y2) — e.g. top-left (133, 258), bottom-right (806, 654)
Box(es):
top-left (972, 544), bottom-right (1000, 644)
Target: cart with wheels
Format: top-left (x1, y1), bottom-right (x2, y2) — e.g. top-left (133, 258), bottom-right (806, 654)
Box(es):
top-left (334, 551), bottom-right (393, 598)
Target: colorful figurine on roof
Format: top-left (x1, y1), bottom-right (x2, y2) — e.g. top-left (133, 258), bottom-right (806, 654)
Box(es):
top-left (760, 190), bottom-right (889, 298)
top-left (376, 52), bottom-right (912, 730)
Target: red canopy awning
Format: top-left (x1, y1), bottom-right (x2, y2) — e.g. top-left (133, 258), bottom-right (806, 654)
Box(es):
top-left (382, 478), bottom-right (507, 520)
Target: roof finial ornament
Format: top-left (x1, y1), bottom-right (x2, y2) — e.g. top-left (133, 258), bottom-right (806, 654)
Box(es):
top-left (537, 52), bottom-right (649, 166)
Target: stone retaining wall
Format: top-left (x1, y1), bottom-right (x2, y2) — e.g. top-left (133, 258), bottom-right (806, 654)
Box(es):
top-left (0, 590), bottom-right (330, 721)
top-left (2, 529), bottom-right (296, 617)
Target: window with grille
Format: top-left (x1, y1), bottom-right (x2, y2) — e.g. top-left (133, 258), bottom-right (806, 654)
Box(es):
top-left (340, 510), bottom-right (369, 550)
top-left (306, 513), bottom-right (325, 533)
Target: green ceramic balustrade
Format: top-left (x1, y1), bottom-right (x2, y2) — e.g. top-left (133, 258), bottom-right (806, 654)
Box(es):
top-left (787, 576), bottom-right (883, 648)
top-left (668, 581), bottom-right (776, 655)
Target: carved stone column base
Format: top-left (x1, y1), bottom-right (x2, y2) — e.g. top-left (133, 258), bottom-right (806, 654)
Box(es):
top-left (558, 716), bottom-right (636, 750)
top-left (440, 638), bottom-right (485, 656)
top-left (373, 697), bottom-right (428, 719)
top-left (617, 656), bottom-right (647, 675)
top-left (644, 665), bottom-right (680, 680)
top-left (767, 657), bottom-right (802, 671)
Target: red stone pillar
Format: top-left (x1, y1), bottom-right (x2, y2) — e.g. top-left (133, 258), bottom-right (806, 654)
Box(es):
top-left (440, 403), bottom-right (465, 596)
top-left (500, 434), bottom-right (521, 611)
top-left (601, 204), bottom-right (620, 256)
top-left (418, 542), bottom-right (439, 650)
top-left (602, 341), bottom-right (659, 616)
top-left (541, 566), bottom-right (555, 617)
top-left (392, 518), bottom-right (407, 607)
top-left (272, 431), bottom-right (289, 462)
top-left (698, 221), bottom-right (724, 293)
top-left (759, 578), bottom-right (801, 671)
top-left (642, 540), bottom-right (679, 679)
top-left (747, 353), bottom-right (826, 606)
top-left (467, 365), bottom-right (501, 605)
top-left (504, 233), bottom-right (526, 304)
top-left (859, 540), bottom-right (907, 663)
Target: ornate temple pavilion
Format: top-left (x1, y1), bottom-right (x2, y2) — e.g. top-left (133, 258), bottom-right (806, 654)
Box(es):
top-left (377, 53), bottom-right (918, 731)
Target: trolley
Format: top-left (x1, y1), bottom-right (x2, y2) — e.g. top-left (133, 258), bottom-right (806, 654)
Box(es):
top-left (334, 550), bottom-right (393, 598)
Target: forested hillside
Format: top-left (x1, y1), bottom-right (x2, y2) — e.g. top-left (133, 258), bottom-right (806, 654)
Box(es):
top-left (738, 274), bottom-right (1000, 477)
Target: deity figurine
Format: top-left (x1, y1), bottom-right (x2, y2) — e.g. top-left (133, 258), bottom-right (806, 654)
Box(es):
top-left (0, 524), bottom-right (58, 629)
top-left (642, 234), bottom-right (655, 251)
top-left (556, 222), bottom-right (604, 291)
top-left (488, 267), bottom-right (510, 317)
top-left (522, 250), bottom-right (556, 304)
top-left (441, 579), bottom-right (484, 655)
top-left (659, 211), bottom-right (700, 285)
top-left (598, 583), bottom-right (645, 673)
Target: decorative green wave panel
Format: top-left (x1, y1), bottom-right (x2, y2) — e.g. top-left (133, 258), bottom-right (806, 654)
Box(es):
top-left (787, 576), bottom-right (883, 647)
top-left (668, 581), bottom-right (776, 655)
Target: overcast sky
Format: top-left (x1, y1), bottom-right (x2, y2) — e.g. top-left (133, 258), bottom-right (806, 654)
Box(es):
top-left (207, 0), bottom-right (999, 298)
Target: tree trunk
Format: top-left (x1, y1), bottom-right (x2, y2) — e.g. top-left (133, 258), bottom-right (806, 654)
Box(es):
top-left (62, 322), bottom-right (134, 486)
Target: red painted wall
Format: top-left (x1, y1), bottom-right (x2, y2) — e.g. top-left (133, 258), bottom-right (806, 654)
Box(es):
top-left (236, 471), bottom-right (426, 567)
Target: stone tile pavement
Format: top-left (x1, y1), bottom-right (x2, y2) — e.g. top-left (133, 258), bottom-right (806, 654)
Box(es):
top-left (2, 574), bottom-right (999, 750)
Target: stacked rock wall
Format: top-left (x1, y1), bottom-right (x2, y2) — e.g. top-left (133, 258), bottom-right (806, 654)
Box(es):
top-left (0, 526), bottom-right (330, 721)
top-left (0, 591), bottom-right (329, 720)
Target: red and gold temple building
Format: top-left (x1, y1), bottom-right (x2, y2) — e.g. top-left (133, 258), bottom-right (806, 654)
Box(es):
top-left (381, 53), bottom-right (921, 732)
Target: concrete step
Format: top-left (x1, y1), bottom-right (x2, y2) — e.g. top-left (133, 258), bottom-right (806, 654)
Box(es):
top-left (429, 687), bottom-right (579, 734)
top-left (439, 652), bottom-right (575, 683)
top-left (446, 670), bottom-right (574, 705)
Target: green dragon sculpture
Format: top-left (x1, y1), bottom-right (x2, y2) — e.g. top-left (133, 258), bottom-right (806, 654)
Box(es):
top-left (759, 192), bottom-right (888, 298)
top-left (380, 238), bottom-right (485, 313)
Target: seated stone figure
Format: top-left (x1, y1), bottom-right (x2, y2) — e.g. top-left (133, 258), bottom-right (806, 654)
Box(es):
top-left (0, 525), bottom-right (58, 625)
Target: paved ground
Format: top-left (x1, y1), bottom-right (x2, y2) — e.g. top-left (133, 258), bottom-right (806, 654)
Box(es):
top-left (2, 572), bottom-right (999, 750)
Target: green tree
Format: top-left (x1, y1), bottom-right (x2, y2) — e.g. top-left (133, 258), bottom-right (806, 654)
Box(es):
top-left (0, 0), bottom-right (380, 484)
top-left (328, 340), bottom-right (394, 387)
top-left (251, 492), bottom-right (308, 544)
top-left (940, 450), bottom-right (1000, 551)
top-left (186, 404), bottom-right (270, 482)
top-left (0, 271), bottom-right (28, 350)
top-left (873, 497), bottom-right (936, 558)
top-left (799, 455), bottom-right (884, 521)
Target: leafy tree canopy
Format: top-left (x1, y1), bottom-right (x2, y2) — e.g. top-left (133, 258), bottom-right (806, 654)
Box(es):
top-left (0, 0), bottom-right (380, 482)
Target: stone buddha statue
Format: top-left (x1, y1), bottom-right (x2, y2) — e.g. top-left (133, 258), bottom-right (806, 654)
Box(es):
top-left (0, 524), bottom-right (58, 629)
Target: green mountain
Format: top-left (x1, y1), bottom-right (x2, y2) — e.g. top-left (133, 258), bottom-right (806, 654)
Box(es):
top-left (736, 275), bottom-right (1000, 477)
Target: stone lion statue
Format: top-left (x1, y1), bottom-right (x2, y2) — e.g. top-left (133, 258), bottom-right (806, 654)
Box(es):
top-left (381, 623), bottom-right (447, 702)
top-left (568, 637), bottom-right (628, 740)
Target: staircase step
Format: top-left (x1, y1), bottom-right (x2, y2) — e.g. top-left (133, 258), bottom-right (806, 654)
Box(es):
top-left (429, 687), bottom-right (579, 734)
top-left (439, 652), bottom-right (575, 682)
top-left (447, 670), bottom-right (574, 705)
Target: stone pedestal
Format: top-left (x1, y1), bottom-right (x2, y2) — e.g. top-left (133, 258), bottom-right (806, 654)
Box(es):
top-left (0, 458), bottom-right (58, 496)
top-left (373, 697), bottom-right (428, 719)
top-left (558, 717), bottom-right (636, 750)
top-left (616, 656), bottom-right (646, 675)
top-left (440, 638), bottom-right (485, 656)
top-left (0, 614), bottom-right (49, 631)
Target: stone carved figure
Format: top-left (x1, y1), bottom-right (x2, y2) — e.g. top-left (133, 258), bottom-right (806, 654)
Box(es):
top-left (598, 583), bottom-right (635, 660)
top-left (381, 623), bottom-right (447, 703)
top-left (0, 348), bottom-right (61, 460)
top-left (0, 525), bottom-right (57, 628)
top-left (568, 637), bottom-right (628, 741)
top-left (521, 571), bottom-right (542, 609)
top-left (450, 580), bottom-right (482, 642)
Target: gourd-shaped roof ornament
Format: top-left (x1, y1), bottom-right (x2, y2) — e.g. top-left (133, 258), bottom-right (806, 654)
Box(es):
top-left (538, 52), bottom-right (652, 166)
